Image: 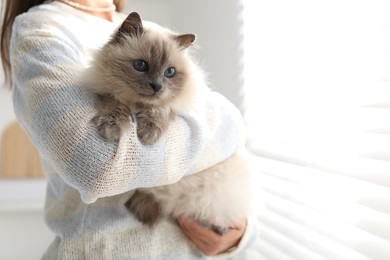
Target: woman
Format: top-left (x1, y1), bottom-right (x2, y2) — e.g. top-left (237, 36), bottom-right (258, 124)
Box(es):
top-left (1, 0), bottom-right (256, 259)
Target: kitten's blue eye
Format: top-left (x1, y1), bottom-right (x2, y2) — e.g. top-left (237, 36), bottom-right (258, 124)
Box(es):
top-left (133, 60), bottom-right (148, 72)
top-left (164, 67), bottom-right (176, 78)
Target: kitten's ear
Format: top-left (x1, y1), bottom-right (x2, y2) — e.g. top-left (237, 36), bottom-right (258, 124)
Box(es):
top-left (175, 34), bottom-right (196, 49)
top-left (119, 12), bottom-right (143, 36)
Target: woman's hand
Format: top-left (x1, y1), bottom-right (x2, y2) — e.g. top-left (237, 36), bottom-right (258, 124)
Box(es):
top-left (177, 216), bottom-right (247, 256)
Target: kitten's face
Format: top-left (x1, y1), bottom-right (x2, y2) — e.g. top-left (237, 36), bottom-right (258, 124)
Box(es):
top-left (95, 12), bottom-right (196, 108)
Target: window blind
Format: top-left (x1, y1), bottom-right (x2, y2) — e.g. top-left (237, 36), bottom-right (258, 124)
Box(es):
top-left (242, 1), bottom-right (390, 259)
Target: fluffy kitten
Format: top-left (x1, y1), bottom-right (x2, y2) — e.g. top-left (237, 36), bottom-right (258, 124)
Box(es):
top-left (84, 12), bottom-right (252, 234)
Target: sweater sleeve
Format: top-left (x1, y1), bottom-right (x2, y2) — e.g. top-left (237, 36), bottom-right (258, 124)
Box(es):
top-left (10, 20), bottom-right (245, 204)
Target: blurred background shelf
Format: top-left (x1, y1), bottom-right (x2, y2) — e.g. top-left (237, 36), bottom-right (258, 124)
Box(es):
top-left (0, 179), bottom-right (46, 212)
top-left (0, 179), bottom-right (52, 260)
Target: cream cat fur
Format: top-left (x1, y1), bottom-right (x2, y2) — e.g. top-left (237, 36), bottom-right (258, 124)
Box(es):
top-left (84, 12), bottom-right (253, 234)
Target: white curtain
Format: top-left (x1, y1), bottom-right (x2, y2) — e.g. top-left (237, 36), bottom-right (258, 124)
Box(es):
top-left (242, 1), bottom-right (390, 259)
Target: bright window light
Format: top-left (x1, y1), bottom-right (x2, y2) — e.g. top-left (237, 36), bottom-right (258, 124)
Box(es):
top-left (242, 1), bottom-right (390, 259)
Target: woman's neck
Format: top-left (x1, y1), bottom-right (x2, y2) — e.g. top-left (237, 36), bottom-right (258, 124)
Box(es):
top-left (59, 0), bottom-right (116, 21)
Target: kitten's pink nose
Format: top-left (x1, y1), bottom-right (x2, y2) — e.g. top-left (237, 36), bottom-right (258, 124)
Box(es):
top-left (149, 83), bottom-right (162, 93)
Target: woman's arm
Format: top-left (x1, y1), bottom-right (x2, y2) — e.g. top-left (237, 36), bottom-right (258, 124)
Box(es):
top-left (10, 24), bottom-right (245, 204)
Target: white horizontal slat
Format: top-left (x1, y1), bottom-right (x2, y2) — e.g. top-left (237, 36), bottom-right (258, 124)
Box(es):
top-left (261, 173), bottom-right (390, 241)
top-left (254, 156), bottom-right (390, 195)
top-left (257, 222), bottom-right (329, 260)
top-left (358, 108), bottom-right (390, 130)
top-left (252, 156), bottom-right (390, 259)
top-left (314, 157), bottom-right (390, 188)
top-left (259, 209), bottom-right (375, 260)
top-left (253, 152), bottom-right (390, 189)
top-left (250, 237), bottom-right (296, 260)
top-left (356, 131), bottom-right (390, 160)
top-left (243, 254), bottom-right (268, 260)
top-left (247, 125), bottom-right (390, 184)
top-left (261, 188), bottom-right (390, 259)
top-left (359, 195), bottom-right (390, 216)
top-left (359, 135), bottom-right (390, 162)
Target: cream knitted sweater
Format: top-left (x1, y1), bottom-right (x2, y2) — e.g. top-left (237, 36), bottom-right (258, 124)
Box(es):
top-left (10, 2), bottom-right (257, 259)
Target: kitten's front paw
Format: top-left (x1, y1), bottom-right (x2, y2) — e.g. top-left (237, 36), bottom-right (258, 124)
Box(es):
top-left (210, 225), bottom-right (231, 235)
top-left (125, 190), bottom-right (161, 226)
top-left (137, 125), bottom-right (161, 145)
top-left (92, 114), bottom-right (129, 141)
top-left (137, 117), bottom-right (162, 145)
top-left (198, 221), bottom-right (231, 235)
